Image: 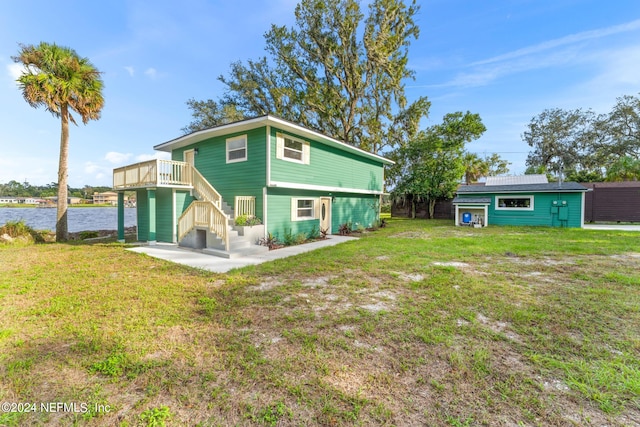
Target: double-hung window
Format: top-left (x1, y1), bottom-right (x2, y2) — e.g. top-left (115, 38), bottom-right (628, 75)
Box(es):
top-left (292, 198), bottom-right (316, 221)
top-left (277, 133), bottom-right (310, 164)
top-left (226, 135), bottom-right (247, 163)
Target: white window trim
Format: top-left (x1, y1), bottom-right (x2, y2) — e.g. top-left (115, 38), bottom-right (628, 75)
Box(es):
top-left (276, 133), bottom-right (310, 165)
top-left (291, 198), bottom-right (318, 221)
top-left (226, 135), bottom-right (247, 163)
top-left (495, 195), bottom-right (534, 211)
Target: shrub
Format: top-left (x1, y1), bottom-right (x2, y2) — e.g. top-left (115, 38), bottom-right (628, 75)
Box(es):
top-left (235, 215), bottom-right (262, 227)
top-left (338, 222), bottom-right (352, 235)
top-left (320, 227), bottom-right (329, 239)
top-left (294, 232), bottom-right (307, 245)
top-left (308, 225), bottom-right (320, 240)
top-left (0, 220), bottom-right (46, 243)
top-left (259, 233), bottom-right (282, 250)
top-left (79, 230), bottom-right (99, 240)
top-left (283, 228), bottom-right (295, 246)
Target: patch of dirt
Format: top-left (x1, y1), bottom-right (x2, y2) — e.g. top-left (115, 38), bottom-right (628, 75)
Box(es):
top-left (476, 313), bottom-right (523, 343)
top-left (301, 275), bottom-right (336, 288)
top-left (393, 271), bottom-right (424, 282)
top-left (248, 278), bottom-right (283, 291)
top-left (432, 261), bottom-right (470, 268)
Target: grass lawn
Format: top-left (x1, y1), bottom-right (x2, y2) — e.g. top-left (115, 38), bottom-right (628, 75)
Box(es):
top-left (0, 219), bottom-right (639, 426)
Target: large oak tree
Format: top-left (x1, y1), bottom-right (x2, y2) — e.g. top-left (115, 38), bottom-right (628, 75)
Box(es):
top-left (184, 0), bottom-right (429, 154)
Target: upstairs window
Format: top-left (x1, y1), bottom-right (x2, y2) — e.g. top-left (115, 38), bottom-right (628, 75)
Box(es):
top-left (277, 133), bottom-right (310, 164)
top-left (226, 135), bottom-right (247, 163)
top-left (496, 196), bottom-right (534, 210)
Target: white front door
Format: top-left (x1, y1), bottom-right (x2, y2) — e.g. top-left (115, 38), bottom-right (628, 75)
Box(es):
top-left (184, 149), bottom-right (195, 166)
top-left (320, 197), bottom-right (331, 234)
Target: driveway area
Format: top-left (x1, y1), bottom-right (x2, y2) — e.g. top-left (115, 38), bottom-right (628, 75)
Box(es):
top-left (583, 224), bottom-right (640, 231)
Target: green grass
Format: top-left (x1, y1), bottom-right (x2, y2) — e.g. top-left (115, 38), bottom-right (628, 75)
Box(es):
top-left (0, 219), bottom-right (639, 426)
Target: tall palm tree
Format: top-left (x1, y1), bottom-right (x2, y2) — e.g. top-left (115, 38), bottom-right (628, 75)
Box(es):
top-left (13, 42), bottom-right (104, 241)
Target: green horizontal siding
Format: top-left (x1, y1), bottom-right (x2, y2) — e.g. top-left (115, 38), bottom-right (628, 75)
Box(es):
top-left (156, 188), bottom-right (174, 242)
top-left (136, 189), bottom-right (149, 241)
top-left (266, 187), bottom-right (380, 238)
top-left (457, 192), bottom-right (584, 227)
top-left (269, 127), bottom-right (385, 192)
top-left (172, 127), bottom-right (267, 220)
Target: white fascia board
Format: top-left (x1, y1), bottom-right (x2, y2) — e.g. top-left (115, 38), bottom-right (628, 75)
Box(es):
top-left (153, 115), bottom-right (395, 166)
top-left (269, 180), bottom-right (384, 195)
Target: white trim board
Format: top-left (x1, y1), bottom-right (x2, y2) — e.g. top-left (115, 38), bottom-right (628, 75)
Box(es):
top-left (268, 180), bottom-right (384, 195)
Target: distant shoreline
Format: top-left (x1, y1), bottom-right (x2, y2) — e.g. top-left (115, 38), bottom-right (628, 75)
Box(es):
top-left (0, 204), bottom-right (128, 208)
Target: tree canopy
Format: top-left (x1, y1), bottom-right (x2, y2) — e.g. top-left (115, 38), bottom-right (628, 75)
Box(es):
top-left (183, 0), bottom-right (429, 154)
top-left (523, 93), bottom-right (640, 181)
top-left (13, 42), bottom-right (104, 241)
top-left (390, 112), bottom-right (486, 218)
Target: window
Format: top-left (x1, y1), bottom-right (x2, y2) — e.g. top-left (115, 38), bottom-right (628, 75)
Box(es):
top-left (277, 133), bottom-right (310, 164)
top-left (495, 195), bottom-right (534, 210)
top-left (292, 198), bottom-right (317, 221)
top-left (226, 135), bottom-right (247, 163)
top-left (284, 137), bottom-right (303, 161)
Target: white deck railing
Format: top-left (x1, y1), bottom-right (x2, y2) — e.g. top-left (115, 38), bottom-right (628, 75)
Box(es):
top-left (113, 159), bottom-right (192, 189)
top-left (234, 196), bottom-right (256, 218)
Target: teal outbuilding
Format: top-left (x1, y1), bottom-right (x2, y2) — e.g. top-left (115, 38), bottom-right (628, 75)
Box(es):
top-left (113, 115), bottom-right (393, 256)
top-left (453, 180), bottom-right (589, 228)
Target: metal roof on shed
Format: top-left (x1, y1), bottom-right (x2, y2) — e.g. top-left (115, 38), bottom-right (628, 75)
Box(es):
top-left (485, 174), bottom-right (548, 186)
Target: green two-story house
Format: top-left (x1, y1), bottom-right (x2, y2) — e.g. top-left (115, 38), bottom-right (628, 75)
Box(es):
top-left (113, 115), bottom-right (393, 256)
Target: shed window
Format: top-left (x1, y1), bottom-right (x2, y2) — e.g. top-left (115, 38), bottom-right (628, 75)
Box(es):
top-left (495, 196), bottom-right (534, 210)
top-left (291, 198), bottom-right (317, 221)
top-left (226, 135), bottom-right (247, 163)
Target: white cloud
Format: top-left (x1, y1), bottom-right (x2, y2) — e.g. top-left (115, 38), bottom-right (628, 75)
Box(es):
top-left (473, 19), bottom-right (640, 66)
top-left (431, 19), bottom-right (640, 90)
top-left (135, 152), bottom-right (170, 162)
top-left (124, 66), bottom-right (135, 77)
top-left (144, 68), bottom-right (157, 79)
top-left (6, 63), bottom-right (22, 81)
top-left (104, 151), bottom-right (132, 164)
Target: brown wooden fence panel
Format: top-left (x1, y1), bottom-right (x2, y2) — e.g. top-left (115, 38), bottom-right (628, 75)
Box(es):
top-left (583, 183), bottom-right (640, 222)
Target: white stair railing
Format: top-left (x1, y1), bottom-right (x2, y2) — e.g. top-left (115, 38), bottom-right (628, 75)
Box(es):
top-left (177, 201), bottom-right (229, 250)
top-left (177, 165), bottom-right (230, 251)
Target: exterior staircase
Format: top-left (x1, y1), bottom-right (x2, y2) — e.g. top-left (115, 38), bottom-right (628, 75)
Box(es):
top-left (177, 166), bottom-right (268, 258)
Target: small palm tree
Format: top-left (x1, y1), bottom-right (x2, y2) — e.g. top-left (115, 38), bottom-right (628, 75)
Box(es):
top-left (13, 42), bottom-right (104, 241)
top-left (462, 152), bottom-right (489, 184)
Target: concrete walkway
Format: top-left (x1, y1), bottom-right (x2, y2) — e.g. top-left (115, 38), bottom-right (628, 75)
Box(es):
top-left (127, 235), bottom-right (358, 273)
top-left (583, 224), bottom-right (640, 231)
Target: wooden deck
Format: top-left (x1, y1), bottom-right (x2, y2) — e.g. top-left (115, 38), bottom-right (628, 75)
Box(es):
top-left (113, 159), bottom-right (192, 189)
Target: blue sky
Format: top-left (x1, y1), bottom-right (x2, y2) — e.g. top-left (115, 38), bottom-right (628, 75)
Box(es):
top-left (1, 0), bottom-right (640, 187)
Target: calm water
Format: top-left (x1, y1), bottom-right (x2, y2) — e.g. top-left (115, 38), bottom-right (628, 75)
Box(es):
top-left (0, 207), bottom-right (137, 232)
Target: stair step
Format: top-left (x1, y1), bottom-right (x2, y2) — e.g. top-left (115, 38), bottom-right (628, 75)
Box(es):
top-left (203, 244), bottom-right (269, 259)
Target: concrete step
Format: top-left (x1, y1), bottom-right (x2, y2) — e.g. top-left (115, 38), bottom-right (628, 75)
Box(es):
top-left (203, 244), bottom-right (269, 259)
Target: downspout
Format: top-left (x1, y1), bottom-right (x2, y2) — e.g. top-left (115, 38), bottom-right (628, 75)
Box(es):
top-left (264, 125), bottom-right (271, 238)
